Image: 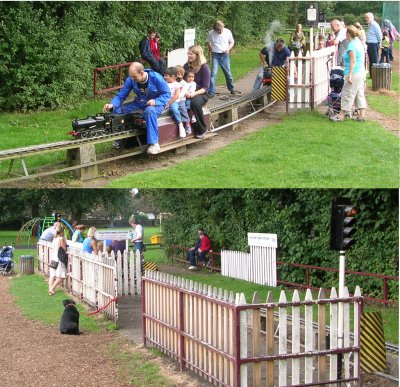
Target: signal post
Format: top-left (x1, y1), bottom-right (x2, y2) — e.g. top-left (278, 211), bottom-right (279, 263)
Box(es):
top-left (330, 197), bottom-right (357, 379)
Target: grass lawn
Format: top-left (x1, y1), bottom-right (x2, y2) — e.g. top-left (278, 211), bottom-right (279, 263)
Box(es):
top-left (109, 111), bottom-right (399, 188)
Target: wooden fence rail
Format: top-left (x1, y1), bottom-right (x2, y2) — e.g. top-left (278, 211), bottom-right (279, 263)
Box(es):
top-left (143, 271), bottom-right (362, 387)
top-left (37, 240), bottom-right (143, 321)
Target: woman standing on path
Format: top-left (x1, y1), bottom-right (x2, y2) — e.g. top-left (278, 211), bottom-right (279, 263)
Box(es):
top-left (48, 224), bottom-right (67, 295)
top-left (183, 45), bottom-right (211, 139)
top-left (330, 25), bottom-right (367, 122)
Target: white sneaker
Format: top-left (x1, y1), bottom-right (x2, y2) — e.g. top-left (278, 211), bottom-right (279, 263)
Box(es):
top-left (191, 115), bottom-right (197, 123)
top-left (147, 143), bottom-right (160, 155)
top-left (188, 266), bottom-right (197, 270)
top-left (178, 122), bottom-right (186, 138)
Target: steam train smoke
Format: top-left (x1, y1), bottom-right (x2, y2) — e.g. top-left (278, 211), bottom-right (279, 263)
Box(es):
top-left (264, 20), bottom-right (283, 66)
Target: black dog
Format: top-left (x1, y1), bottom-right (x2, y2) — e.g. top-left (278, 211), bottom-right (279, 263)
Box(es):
top-left (60, 299), bottom-right (80, 335)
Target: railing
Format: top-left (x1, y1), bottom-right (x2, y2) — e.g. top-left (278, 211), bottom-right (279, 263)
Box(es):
top-left (169, 244), bottom-right (221, 272)
top-left (277, 260), bottom-right (399, 305)
top-left (93, 62), bottom-right (133, 96)
top-left (143, 271), bottom-right (362, 387)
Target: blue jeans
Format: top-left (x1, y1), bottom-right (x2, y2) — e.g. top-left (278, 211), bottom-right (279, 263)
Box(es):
top-left (168, 101), bottom-right (182, 124)
top-left (134, 241), bottom-right (144, 253)
top-left (187, 249), bottom-right (209, 266)
top-left (209, 52), bottom-right (234, 95)
top-left (113, 101), bottom-right (164, 145)
top-left (178, 100), bottom-right (190, 123)
top-left (366, 42), bottom-right (379, 75)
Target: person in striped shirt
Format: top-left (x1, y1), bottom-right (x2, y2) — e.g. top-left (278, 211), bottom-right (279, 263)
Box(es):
top-left (365, 12), bottom-right (383, 77)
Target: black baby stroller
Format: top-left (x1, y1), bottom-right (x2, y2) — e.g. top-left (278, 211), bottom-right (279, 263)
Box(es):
top-left (0, 246), bottom-right (14, 275)
top-left (326, 67), bottom-right (344, 118)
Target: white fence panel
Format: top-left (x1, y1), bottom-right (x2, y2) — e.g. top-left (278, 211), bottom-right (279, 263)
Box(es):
top-left (288, 46), bottom-right (337, 110)
top-left (167, 48), bottom-right (186, 67)
top-left (221, 246), bottom-right (277, 286)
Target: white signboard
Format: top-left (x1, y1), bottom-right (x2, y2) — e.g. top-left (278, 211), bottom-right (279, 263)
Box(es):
top-left (94, 230), bottom-right (135, 241)
top-left (318, 22), bottom-right (331, 29)
top-left (248, 233), bottom-right (278, 248)
top-left (184, 28), bottom-right (196, 51)
top-left (307, 7), bottom-right (317, 21)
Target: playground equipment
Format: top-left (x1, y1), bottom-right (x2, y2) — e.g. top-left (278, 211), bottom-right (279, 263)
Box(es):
top-left (16, 215), bottom-right (74, 246)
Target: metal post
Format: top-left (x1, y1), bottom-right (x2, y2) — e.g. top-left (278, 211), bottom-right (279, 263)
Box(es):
top-left (338, 250), bottom-right (345, 378)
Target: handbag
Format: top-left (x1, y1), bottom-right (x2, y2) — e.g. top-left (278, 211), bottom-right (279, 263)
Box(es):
top-left (49, 260), bottom-right (59, 269)
top-left (58, 246), bottom-right (68, 266)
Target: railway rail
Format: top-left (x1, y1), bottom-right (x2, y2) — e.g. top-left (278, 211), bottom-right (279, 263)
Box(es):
top-left (0, 87), bottom-right (273, 185)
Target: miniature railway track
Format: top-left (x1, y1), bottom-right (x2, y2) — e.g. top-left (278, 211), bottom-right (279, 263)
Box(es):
top-left (0, 87), bottom-right (274, 185)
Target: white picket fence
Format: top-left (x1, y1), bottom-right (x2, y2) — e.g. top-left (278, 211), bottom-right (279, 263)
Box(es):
top-left (167, 28), bottom-right (195, 67)
top-left (288, 46), bottom-right (337, 111)
top-left (37, 240), bottom-right (142, 321)
top-left (143, 271), bottom-right (362, 386)
top-left (221, 245), bottom-right (277, 286)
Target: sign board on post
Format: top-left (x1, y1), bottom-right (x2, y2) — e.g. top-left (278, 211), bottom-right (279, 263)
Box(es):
top-left (184, 28), bottom-right (196, 52)
top-left (94, 230), bottom-right (134, 241)
top-left (306, 3), bottom-right (319, 28)
top-left (94, 229), bottom-right (135, 253)
top-left (248, 233), bottom-right (278, 248)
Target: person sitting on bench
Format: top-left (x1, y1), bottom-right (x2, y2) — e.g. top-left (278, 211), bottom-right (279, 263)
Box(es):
top-left (188, 227), bottom-right (212, 270)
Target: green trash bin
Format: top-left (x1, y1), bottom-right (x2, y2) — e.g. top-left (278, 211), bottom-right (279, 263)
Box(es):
top-left (371, 63), bottom-right (392, 91)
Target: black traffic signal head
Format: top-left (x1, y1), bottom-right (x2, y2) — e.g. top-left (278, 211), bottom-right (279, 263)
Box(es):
top-left (330, 198), bottom-right (357, 251)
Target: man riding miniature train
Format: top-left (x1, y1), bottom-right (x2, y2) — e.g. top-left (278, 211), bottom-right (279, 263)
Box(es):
top-left (103, 62), bottom-right (171, 154)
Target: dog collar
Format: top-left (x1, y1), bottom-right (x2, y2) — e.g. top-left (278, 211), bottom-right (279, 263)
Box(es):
top-left (65, 303), bottom-right (76, 308)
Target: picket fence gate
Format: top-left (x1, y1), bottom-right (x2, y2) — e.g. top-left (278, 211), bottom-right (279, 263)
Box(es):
top-left (37, 240), bottom-right (142, 321)
top-left (287, 46), bottom-right (337, 112)
top-left (143, 271), bottom-right (362, 387)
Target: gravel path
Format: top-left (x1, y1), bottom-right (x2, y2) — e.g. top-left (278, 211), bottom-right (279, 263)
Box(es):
top-left (0, 275), bottom-right (128, 387)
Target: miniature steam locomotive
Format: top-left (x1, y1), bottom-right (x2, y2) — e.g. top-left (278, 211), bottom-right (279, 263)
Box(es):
top-left (69, 112), bottom-right (146, 139)
top-left (69, 108), bottom-right (211, 145)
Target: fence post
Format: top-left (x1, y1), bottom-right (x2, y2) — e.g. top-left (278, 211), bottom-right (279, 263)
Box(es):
top-left (265, 291), bottom-right (275, 387)
top-left (291, 290), bottom-right (301, 384)
top-left (179, 286), bottom-right (185, 370)
top-left (329, 287), bottom-right (339, 385)
top-left (317, 288), bottom-right (327, 382)
top-left (304, 289), bottom-right (314, 384)
top-left (278, 290), bottom-right (288, 385)
top-left (251, 292), bottom-right (261, 386)
top-left (142, 274), bottom-right (147, 347)
top-left (353, 286), bottom-right (362, 384)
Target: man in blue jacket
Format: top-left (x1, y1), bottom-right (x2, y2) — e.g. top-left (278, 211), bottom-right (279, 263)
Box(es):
top-left (139, 29), bottom-right (165, 75)
top-left (103, 62), bottom-right (171, 154)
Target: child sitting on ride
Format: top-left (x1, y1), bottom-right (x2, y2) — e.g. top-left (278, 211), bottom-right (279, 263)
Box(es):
top-left (175, 65), bottom-right (193, 134)
top-left (183, 69), bottom-right (197, 124)
top-left (164, 67), bottom-right (187, 138)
